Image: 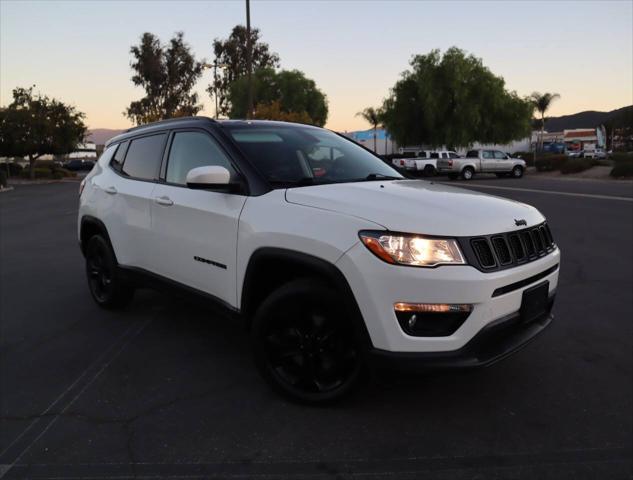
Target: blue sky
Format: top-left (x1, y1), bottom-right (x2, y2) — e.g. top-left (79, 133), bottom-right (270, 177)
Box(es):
top-left (1, 0), bottom-right (631, 131)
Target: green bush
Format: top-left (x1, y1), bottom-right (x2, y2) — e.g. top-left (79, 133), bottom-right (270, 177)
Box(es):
top-left (0, 170), bottom-right (7, 187)
top-left (52, 171), bottom-right (64, 180)
top-left (534, 155), bottom-right (567, 171)
top-left (20, 167), bottom-right (54, 179)
top-left (3, 163), bottom-right (24, 176)
top-left (611, 152), bottom-right (633, 163)
top-left (610, 153), bottom-right (633, 177)
top-left (560, 158), bottom-right (593, 174)
top-left (53, 167), bottom-right (76, 178)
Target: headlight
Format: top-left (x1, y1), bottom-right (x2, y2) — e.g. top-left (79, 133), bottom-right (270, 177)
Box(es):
top-left (359, 231), bottom-right (466, 267)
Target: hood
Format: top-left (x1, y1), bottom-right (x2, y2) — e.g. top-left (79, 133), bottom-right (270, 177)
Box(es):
top-left (285, 180), bottom-right (544, 236)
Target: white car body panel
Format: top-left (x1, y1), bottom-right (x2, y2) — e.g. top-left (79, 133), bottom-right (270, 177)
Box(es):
top-left (285, 180), bottom-right (544, 236)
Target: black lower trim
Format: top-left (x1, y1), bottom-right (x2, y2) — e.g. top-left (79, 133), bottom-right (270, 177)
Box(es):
top-left (369, 295), bottom-right (555, 371)
top-left (118, 265), bottom-right (239, 317)
top-left (492, 264), bottom-right (559, 297)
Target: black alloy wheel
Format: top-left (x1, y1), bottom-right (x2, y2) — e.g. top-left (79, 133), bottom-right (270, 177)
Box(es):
top-left (85, 235), bottom-right (133, 308)
top-left (251, 278), bottom-right (363, 403)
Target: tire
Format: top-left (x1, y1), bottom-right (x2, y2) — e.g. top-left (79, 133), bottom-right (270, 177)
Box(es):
top-left (85, 235), bottom-right (134, 309)
top-left (461, 167), bottom-right (474, 180)
top-left (251, 278), bottom-right (363, 403)
top-left (422, 165), bottom-right (436, 177)
top-left (447, 173), bottom-right (459, 180)
top-left (511, 165), bottom-right (524, 178)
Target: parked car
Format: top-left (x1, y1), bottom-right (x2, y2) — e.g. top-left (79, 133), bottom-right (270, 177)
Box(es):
top-left (64, 159), bottom-right (95, 171)
top-left (583, 148), bottom-right (608, 159)
top-left (392, 150), bottom-right (460, 176)
top-left (437, 149), bottom-right (526, 180)
top-left (78, 117), bottom-right (560, 403)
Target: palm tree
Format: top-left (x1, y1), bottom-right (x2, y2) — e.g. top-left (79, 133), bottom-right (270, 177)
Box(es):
top-left (530, 92), bottom-right (560, 153)
top-left (356, 107), bottom-right (381, 152)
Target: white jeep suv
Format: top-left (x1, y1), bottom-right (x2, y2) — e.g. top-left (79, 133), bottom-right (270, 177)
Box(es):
top-left (78, 117), bottom-right (560, 403)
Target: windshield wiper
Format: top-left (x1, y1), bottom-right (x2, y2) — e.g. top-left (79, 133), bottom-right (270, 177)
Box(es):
top-left (364, 173), bottom-right (401, 181)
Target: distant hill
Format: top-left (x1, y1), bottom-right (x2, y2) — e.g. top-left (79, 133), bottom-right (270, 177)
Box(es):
top-left (544, 105), bottom-right (632, 132)
top-left (87, 128), bottom-right (125, 145)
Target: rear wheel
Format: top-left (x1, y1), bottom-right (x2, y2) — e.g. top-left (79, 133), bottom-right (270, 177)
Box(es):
top-left (511, 165), bottom-right (524, 178)
top-left (461, 167), bottom-right (474, 180)
top-left (251, 278), bottom-right (363, 403)
top-left (85, 235), bottom-right (134, 309)
top-left (422, 165), bottom-right (436, 177)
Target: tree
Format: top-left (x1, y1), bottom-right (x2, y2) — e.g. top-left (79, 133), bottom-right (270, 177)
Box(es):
top-left (530, 92), bottom-right (560, 152)
top-left (208, 25), bottom-right (280, 117)
top-left (228, 68), bottom-right (328, 126)
top-left (125, 32), bottom-right (203, 125)
top-left (0, 87), bottom-right (86, 179)
top-left (251, 100), bottom-right (313, 124)
top-left (381, 48), bottom-right (533, 148)
top-left (356, 107), bottom-right (382, 152)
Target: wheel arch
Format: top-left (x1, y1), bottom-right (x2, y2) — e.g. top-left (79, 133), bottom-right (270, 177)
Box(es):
top-left (240, 247), bottom-right (372, 349)
top-left (79, 215), bottom-right (116, 261)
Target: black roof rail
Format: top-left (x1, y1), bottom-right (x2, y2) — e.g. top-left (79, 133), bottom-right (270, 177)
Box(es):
top-left (123, 116), bottom-right (215, 134)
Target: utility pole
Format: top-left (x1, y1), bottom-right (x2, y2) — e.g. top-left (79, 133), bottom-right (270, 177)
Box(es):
top-left (245, 0), bottom-right (253, 119)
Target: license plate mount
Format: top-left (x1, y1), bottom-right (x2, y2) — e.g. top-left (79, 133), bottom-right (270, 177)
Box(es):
top-left (520, 281), bottom-right (549, 324)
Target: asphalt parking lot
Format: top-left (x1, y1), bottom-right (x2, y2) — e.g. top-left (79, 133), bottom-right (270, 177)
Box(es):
top-left (1, 177), bottom-right (631, 479)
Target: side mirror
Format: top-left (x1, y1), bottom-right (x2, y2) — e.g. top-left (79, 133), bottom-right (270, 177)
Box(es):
top-left (186, 166), bottom-right (242, 192)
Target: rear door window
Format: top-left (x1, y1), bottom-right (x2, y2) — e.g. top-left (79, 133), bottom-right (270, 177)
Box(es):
top-left (482, 150), bottom-right (494, 159)
top-left (122, 134), bottom-right (167, 180)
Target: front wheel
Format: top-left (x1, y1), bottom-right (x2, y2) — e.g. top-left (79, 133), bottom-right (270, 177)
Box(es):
top-left (85, 235), bottom-right (134, 309)
top-left (461, 167), bottom-right (474, 180)
top-left (511, 166), bottom-right (524, 178)
top-left (251, 278), bottom-right (363, 403)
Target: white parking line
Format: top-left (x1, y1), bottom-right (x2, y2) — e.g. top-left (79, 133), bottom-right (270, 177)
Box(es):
top-left (440, 182), bottom-right (633, 202)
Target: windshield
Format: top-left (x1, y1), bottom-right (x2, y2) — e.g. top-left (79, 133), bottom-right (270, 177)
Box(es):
top-left (223, 124), bottom-right (403, 187)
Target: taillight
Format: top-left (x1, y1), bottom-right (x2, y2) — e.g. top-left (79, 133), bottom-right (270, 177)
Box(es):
top-left (79, 179), bottom-right (86, 196)
top-left (448, 160), bottom-right (453, 167)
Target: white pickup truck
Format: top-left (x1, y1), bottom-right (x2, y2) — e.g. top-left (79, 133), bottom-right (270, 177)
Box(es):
top-left (437, 149), bottom-right (526, 180)
top-left (392, 151), bottom-right (461, 176)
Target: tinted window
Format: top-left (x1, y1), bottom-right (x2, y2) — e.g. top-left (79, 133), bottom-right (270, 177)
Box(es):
top-left (430, 152), bottom-right (439, 159)
top-left (166, 131), bottom-right (235, 185)
top-left (466, 150), bottom-right (479, 158)
top-left (110, 141), bottom-right (129, 172)
top-left (449, 152), bottom-right (460, 158)
top-left (493, 151), bottom-right (506, 159)
top-left (226, 125), bottom-right (401, 187)
top-left (122, 134), bottom-right (166, 180)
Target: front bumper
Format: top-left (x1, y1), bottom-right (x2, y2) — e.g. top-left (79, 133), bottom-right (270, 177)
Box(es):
top-left (368, 296), bottom-right (554, 371)
top-left (336, 242), bottom-right (560, 353)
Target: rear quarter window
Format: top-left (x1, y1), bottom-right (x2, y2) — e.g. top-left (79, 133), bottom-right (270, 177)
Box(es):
top-left (466, 151), bottom-right (479, 158)
top-left (121, 134), bottom-right (167, 180)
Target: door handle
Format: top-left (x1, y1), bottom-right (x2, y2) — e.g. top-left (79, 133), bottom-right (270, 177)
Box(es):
top-left (104, 186), bottom-right (117, 195)
top-left (154, 196), bottom-right (174, 206)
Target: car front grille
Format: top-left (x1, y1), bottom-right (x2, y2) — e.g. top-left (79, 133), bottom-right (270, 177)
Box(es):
top-left (462, 222), bottom-right (556, 272)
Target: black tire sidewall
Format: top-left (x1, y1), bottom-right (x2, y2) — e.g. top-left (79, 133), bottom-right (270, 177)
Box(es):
top-left (512, 166), bottom-right (523, 178)
top-left (85, 235), bottom-right (132, 309)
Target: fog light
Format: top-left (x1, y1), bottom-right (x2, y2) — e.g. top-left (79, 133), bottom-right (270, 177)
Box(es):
top-left (394, 303), bottom-right (472, 313)
top-left (394, 303), bottom-right (473, 337)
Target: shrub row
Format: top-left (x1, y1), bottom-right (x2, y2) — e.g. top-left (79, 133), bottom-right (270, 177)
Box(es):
top-left (19, 166), bottom-right (76, 180)
top-left (534, 155), bottom-right (567, 171)
top-left (560, 158), bottom-right (593, 174)
top-left (610, 153), bottom-right (633, 178)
